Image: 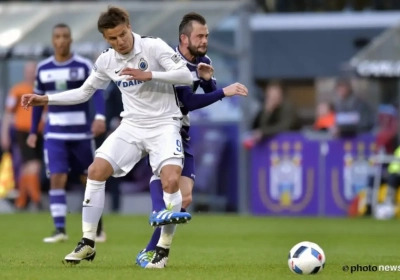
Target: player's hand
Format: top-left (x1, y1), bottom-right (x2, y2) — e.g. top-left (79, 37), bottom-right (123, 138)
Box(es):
top-left (26, 134), bottom-right (37, 148)
top-left (21, 94), bottom-right (48, 110)
top-left (91, 119), bottom-right (106, 137)
top-left (197, 63), bottom-right (214, 81)
top-left (223, 83), bottom-right (248, 97)
top-left (120, 68), bottom-right (152, 81)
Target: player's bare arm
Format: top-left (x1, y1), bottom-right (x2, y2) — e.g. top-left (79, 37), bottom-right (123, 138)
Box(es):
top-left (21, 94), bottom-right (48, 109)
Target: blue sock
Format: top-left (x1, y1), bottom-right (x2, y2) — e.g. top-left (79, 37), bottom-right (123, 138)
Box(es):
top-left (49, 189), bottom-right (67, 230)
top-left (146, 179), bottom-right (164, 251)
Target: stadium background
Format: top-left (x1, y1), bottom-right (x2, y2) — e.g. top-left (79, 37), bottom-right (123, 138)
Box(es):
top-left (1, 0), bottom-right (400, 216)
top-left (3, 1), bottom-right (400, 279)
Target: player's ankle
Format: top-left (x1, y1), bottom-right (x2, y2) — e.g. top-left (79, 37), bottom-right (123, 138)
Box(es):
top-left (82, 237), bottom-right (95, 247)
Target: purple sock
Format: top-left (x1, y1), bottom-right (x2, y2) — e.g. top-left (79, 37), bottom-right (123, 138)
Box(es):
top-left (49, 189), bottom-right (67, 230)
top-left (146, 227), bottom-right (161, 252)
top-left (146, 179), bottom-right (165, 251)
top-left (149, 178), bottom-right (165, 212)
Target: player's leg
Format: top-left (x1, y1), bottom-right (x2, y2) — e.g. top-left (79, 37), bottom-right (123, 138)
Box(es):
top-left (147, 135), bottom-right (191, 227)
top-left (136, 175), bottom-right (164, 267)
top-left (146, 125), bottom-right (191, 268)
top-left (137, 153), bottom-right (195, 268)
top-left (64, 123), bottom-right (144, 264)
top-left (79, 173), bottom-right (106, 243)
top-left (14, 131), bottom-right (42, 210)
top-left (43, 139), bottom-right (69, 243)
top-left (180, 152), bottom-right (195, 211)
top-left (72, 139), bottom-right (106, 243)
top-left (25, 133), bottom-right (44, 210)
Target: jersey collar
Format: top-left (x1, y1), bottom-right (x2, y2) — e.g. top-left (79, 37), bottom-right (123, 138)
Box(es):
top-left (115, 32), bottom-right (142, 61)
top-left (175, 46), bottom-right (197, 66)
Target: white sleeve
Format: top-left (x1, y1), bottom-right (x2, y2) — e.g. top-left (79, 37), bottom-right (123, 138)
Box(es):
top-left (47, 80), bottom-right (97, 105)
top-left (86, 53), bottom-right (111, 89)
top-left (151, 38), bottom-right (192, 85)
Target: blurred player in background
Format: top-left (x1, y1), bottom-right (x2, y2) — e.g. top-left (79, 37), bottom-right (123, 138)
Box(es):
top-left (136, 13), bottom-right (248, 268)
top-left (1, 61), bottom-right (43, 210)
top-left (28, 23), bottom-right (106, 243)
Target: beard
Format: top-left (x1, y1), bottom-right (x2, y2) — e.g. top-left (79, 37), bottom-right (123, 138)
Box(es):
top-left (188, 40), bottom-right (207, 57)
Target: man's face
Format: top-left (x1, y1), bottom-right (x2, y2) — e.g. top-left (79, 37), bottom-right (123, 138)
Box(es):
top-left (266, 85), bottom-right (283, 107)
top-left (184, 21), bottom-right (209, 57)
top-left (103, 24), bottom-right (133, 55)
top-left (317, 103), bottom-right (330, 117)
top-left (336, 84), bottom-right (349, 99)
top-left (24, 61), bottom-right (36, 84)
top-left (52, 27), bottom-right (72, 57)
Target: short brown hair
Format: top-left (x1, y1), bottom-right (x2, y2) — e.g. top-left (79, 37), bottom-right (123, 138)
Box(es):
top-left (97, 6), bottom-right (130, 34)
top-left (179, 12), bottom-right (206, 42)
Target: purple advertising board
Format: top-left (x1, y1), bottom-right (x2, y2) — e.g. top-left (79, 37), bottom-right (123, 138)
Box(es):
top-left (323, 135), bottom-right (375, 216)
top-left (250, 133), bottom-right (376, 216)
top-left (250, 133), bottom-right (320, 216)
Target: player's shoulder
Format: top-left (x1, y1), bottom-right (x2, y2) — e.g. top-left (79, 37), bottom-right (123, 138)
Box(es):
top-left (36, 56), bottom-right (55, 72)
top-left (200, 55), bottom-right (212, 65)
top-left (140, 35), bottom-right (159, 45)
top-left (140, 35), bottom-right (169, 50)
top-left (95, 47), bottom-right (115, 68)
top-left (72, 54), bottom-right (93, 69)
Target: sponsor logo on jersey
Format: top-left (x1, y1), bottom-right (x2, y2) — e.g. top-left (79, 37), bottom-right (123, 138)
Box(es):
top-left (171, 53), bottom-right (181, 64)
top-left (114, 80), bottom-right (144, 88)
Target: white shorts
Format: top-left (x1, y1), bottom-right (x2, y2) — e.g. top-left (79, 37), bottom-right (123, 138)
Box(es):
top-left (95, 120), bottom-right (184, 177)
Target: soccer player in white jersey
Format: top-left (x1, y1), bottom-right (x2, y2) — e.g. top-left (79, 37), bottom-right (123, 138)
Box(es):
top-left (21, 6), bottom-right (195, 265)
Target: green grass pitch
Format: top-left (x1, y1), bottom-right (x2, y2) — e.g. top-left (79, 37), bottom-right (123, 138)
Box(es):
top-left (0, 213), bottom-right (399, 279)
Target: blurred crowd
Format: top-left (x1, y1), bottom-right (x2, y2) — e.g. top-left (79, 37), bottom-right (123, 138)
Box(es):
top-left (245, 78), bottom-right (397, 154)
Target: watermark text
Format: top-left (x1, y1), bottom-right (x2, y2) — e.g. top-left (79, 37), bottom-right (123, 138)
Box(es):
top-left (342, 264), bottom-right (400, 273)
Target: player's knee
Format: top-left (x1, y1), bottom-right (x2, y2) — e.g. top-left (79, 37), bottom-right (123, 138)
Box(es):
top-left (50, 174), bottom-right (68, 189)
top-left (88, 162), bottom-right (110, 182)
top-left (160, 161), bottom-right (182, 193)
top-left (22, 160), bottom-right (41, 174)
top-left (182, 193), bottom-right (192, 209)
top-left (162, 175), bottom-right (180, 193)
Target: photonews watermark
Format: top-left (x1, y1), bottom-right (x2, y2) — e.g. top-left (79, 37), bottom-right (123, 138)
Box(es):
top-left (342, 265), bottom-right (400, 273)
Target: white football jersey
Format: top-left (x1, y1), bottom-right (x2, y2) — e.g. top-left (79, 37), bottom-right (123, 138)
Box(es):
top-left (86, 32), bottom-right (188, 127)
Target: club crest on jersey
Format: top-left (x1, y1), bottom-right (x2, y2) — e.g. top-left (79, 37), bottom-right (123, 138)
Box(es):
top-left (69, 68), bottom-right (79, 80)
top-left (138, 58), bottom-right (148, 71)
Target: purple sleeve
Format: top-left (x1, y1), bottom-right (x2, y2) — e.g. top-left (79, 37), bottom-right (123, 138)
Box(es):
top-left (30, 106), bottom-right (44, 134)
top-left (93, 90), bottom-right (105, 116)
top-left (200, 78), bottom-right (217, 93)
top-left (177, 86), bottom-right (224, 111)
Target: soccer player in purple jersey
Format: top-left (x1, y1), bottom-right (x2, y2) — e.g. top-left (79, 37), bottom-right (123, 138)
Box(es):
top-left (27, 24), bottom-right (106, 243)
top-left (136, 13), bottom-right (248, 268)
